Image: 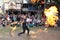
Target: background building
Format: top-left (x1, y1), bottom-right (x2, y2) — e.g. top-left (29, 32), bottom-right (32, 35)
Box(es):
top-left (2, 0), bottom-right (22, 14)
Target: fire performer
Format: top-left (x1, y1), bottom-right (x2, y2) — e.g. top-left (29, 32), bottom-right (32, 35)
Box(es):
top-left (18, 19), bottom-right (30, 36)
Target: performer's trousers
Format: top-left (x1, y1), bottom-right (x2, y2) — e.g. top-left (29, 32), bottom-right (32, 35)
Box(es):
top-left (18, 27), bottom-right (30, 35)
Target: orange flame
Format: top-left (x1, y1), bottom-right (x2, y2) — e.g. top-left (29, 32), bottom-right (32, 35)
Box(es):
top-left (31, 0), bottom-right (39, 4)
top-left (10, 21), bottom-right (17, 37)
top-left (44, 6), bottom-right (58, 26)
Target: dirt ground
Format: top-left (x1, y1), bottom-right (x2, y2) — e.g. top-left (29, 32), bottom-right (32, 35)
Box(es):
top-left (0, 27), bottom-right (60, 40)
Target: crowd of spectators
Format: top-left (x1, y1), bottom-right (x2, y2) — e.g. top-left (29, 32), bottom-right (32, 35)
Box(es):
top-left (0, 11), bottom-right (60, 28)
top-left (0, 13), bottom-right (44, 28)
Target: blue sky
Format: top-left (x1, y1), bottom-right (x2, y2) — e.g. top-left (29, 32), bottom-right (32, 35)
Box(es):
top-left (0, 0), bottom-right (3, 6)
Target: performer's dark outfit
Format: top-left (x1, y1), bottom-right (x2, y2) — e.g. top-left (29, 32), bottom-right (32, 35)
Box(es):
top-left (18, 20), bottom-right (30, 36)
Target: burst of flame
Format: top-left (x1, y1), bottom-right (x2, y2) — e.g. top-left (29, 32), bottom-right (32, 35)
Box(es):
top-left (44, 6), bottom-right (58, 26)
top-left (11, 21), bottom-right (17, 32)
top-left (31, 0), bottom-right (39, 4)
top-left (12, 26), bottom-right (16, 32)
top-left (10, 21), bottom-right (17, 37)
top-left (10, 26), bottom-right (16, 37)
